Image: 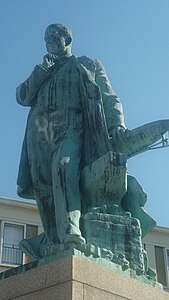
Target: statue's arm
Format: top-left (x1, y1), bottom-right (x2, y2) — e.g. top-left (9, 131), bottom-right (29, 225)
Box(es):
top-left (16, 64), bottom-right (50, 106)
top-left (94, 60), bottom-right (126, 136)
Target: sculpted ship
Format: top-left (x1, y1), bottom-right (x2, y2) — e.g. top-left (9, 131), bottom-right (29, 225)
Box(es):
top-left (111, 119), bottom-right (169, 158)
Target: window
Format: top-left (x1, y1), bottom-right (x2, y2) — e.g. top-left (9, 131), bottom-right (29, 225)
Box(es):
top-left (26, 224), bottom-right (38, 240)
top-left (154, 246), bottom-right (167, 287)
top-left (24, 224), bottom-right (39, 264)
top-left (1, 223), bottom-right (24, 265)
top-left (167, 249), bottom-right (169, 287)
top-left (167, 250), bottom-right (169, 269)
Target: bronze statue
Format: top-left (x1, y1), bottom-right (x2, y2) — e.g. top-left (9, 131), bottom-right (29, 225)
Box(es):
top-left (17, 24), bottom-right (169, 284)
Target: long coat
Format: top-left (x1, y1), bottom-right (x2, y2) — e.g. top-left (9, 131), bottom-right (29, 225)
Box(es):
top-left (16, 55), bottom-right (125, 200)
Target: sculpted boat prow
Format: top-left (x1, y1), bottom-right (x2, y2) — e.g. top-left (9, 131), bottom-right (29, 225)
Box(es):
top-left (112, 119), bottom-right (169, 158)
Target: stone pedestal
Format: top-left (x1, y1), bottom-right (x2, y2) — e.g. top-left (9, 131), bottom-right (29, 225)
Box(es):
top-left (0, 256), bottom-right (169, 300)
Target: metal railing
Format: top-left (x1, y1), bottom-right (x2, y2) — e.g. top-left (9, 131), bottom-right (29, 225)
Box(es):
top-left (2, 244), bottom-right (23, 265)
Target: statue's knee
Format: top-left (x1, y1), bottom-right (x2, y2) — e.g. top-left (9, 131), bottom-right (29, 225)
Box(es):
top-left (59, 156), bottom-right (71, 166)
top-left (51, 155), bottom-right (71, 174)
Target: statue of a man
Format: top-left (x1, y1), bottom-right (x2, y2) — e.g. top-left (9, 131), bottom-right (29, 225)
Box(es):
top-left (16, 24), bottom-right (126, 246)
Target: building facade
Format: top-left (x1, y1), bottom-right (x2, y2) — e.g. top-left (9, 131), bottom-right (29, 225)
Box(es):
top-left (0, 197), bottom-right (168, 292)
top-left (143, 226), bottom-right (169, 291)
top-left (0, 197), bottom-right (43, 272)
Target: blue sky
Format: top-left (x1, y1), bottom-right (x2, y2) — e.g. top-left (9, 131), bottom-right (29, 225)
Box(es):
top-left (1, 0), bottom-right (169, 227)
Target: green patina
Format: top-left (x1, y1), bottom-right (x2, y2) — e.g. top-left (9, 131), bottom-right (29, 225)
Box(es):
top-left (11, 23), bottom-right (169, 287)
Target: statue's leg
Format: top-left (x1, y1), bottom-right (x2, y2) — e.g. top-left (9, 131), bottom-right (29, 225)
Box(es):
top-left (51, 129), bottom-right (84, 244)
top-left (34, 191), bottom-right (59, 244)
top-left (27, 130), bottom-right (59, 244)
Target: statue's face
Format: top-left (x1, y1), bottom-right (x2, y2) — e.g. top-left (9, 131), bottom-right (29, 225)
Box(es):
top-left (44, 26), bottom-right (67, 56)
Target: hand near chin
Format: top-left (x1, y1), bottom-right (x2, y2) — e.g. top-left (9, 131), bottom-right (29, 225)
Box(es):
top-left (42, 54), bottom-right (58, 69)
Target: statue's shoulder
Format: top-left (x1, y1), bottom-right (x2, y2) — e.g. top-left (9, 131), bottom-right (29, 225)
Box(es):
top-left (77, 55), bottom-right (105, 75)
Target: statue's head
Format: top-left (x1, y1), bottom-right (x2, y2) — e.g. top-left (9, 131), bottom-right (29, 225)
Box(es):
top-left (44, 24), bottom-right (72, 56)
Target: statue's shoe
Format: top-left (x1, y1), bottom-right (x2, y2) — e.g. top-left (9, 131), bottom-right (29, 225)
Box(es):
top-left (19, 233), bottom-right (50, 259)
top-left (19, 238), bottom-right (38, 259)
top-left (63, 234), bottom-right (86, 245)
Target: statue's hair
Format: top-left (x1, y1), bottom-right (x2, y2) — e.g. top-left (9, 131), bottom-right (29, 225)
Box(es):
top-left (45, 24), bottom-right (72, 40)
